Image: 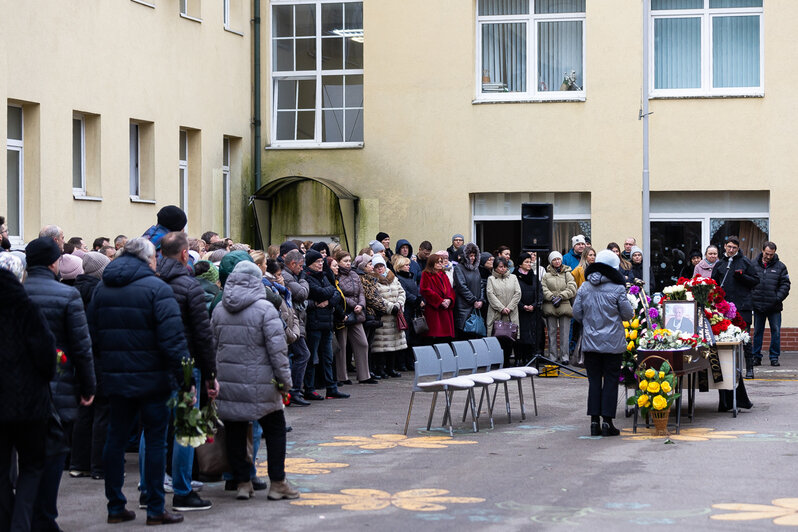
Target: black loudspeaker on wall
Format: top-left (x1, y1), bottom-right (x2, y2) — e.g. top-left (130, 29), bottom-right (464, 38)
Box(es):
top-left (521, 203), bottom-right (553, 252)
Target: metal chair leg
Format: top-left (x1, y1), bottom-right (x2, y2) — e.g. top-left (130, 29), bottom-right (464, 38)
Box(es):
top-left (516, 379), bottom-right (526, 421)
top-left (403, 391), bottom-right (416, 435)
top-left (503, 381), bottom-right (512, 423)
top-left (444, 389), bottom-right (454, 437)
top-left (469, 389), bottom-right (479, 433)
top-left (483, 386), bottom-right (495, 429)
top-left (426, 391), bottom-right (438, 431)
top-left (529, 376), bottom-right (538, 416)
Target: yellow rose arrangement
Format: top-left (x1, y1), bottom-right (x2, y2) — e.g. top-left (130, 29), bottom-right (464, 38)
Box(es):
top-left (627, 360), bottom-right (680, 417)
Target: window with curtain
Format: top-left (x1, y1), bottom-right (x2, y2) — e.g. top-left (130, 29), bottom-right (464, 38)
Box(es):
top-left (651, 0), bottom-right (762, 96)
top-left (477, 0), bottom-right (585, 100)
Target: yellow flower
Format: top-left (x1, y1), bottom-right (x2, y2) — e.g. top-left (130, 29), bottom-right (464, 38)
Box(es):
top-left (625, 330), bottom-right (630, 339)
top-left (631, 319), bottom-right (640, 329)
top-left (661, 381), bottom-right (672, 393)
top-left (637, 394), bottom-right (650, 408)
top-left (659, 371), bottom-right (665, 379)
top-left (639, 379), bottom-right (648, 391)
top-left (647, 381), bottom-right (661, 394)
top-left (629, 330), bottom-right (638, 340)
top-left (645, 368), bottom-right (656, 379)
top-left (652, 395), bottom-right (668, 410)
top-left (627, 341), bottom-right (635, 352)
top-left (622, 321), bottom-right (630, 328)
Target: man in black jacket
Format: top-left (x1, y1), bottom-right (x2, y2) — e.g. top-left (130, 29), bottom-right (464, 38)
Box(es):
top-left (751, 241), bottom-right (790, 367)
top-left (157, 232), bottom-right (217, 512)
top-left (24, 236), bottom-right (96, 532)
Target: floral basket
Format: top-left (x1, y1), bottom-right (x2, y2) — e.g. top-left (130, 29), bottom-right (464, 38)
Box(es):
top-left (650, 409), bottom-right (670, 437)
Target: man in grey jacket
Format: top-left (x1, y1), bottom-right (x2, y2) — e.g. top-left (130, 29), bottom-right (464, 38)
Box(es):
top-left (282, 248), bottom-right (312, 405)
top-left (572, 250), bottom-right (634, 437)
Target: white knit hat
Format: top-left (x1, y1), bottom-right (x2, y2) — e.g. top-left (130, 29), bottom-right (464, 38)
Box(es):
top-left (596, 249), bottom-right (620, 270)
top-left (548, 251), bottom-right (563, 262)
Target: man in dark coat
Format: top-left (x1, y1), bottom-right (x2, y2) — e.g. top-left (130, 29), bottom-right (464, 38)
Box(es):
top-left (751, 241), bottom-right (790, 367)
top-left (24, 236), bottom-right (96, 532)
top-left (156, 232), bottom-right (216, 512)
top-left (0, 255), bottom-right (56, 532)
top-left (447, 234), bottom-right (465, 264)
top-left (303, 250), bottom-right (348, 400)
top-left (89, 238), bottom-right (189, 526)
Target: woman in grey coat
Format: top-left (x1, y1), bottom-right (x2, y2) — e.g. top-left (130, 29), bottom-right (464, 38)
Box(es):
top-left (572, 250), bottom-right (634, 437)
top-left (453, 243), bottom-right (484, 338)
top-left (211, 261), bottom-right (298, 501)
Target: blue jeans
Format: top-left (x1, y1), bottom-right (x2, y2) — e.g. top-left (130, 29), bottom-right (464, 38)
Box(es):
top-left (105, 396), bottom-right (169, 518)
top-left (289, 337), bottom-right (311, 395)
top-left (305, 328), bottom-right (336, 393)
top-left (171, 368), bottom-right (200, 496)
top-left (752, 310), bottom-right (782, 361)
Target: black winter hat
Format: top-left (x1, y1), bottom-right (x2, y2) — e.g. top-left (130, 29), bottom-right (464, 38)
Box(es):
top-left (157, 205), bottom-right (187, 231)
top-left (305, 249), bottom-right (323, 267)
top-left (25, 237), bottom-right (62, 269)
top-left (376, 232), bottom-right (389, 242)
top-left (310, 241), bottom-right (330, 256)
top-left (279, 241), bottom-right (299, 256)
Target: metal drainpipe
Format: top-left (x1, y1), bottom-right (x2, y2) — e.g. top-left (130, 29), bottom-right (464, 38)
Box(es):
top-left (253, 0), bottom-right (262, 191)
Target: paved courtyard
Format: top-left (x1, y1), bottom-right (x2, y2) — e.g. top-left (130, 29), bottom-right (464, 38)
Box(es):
top-left (58, 355), bottom-right (798, 531)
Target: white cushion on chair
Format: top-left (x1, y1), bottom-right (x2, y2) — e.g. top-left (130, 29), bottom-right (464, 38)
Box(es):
top-left (513, 367), bottom-right (539, 376)
top-left (461, 374), bottom-right (494, 385)
top-left (500, 368), bottom-right (529, 378)
top-left (418, 377), bottom-right (475, 391)
top-left (484, 370), bottom-right (512, 382)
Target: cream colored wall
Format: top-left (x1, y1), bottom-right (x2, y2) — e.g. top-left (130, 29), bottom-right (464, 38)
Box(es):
top-left (1, 0), bottom-right (253, 242)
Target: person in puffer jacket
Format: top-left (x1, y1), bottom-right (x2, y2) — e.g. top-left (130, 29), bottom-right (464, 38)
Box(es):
top-left (751, 241), bottom-right (790, 367)
top-left (572, 250), bottom-right (634, 438)
top-left (370, 254), bottom-right (407, 378)
top-left (211, 260), bottom-right (298, 502)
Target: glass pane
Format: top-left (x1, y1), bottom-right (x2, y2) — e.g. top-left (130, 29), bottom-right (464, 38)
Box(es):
top-left (179, 167), bottom-right (186, 210)
top-left (481, 23), bottom-right (527, 93)
top-left (222, 138), bottom-right (230, 166)
top-left (654, 17), bottom-right (701, 89)
top-left (276, 111), bottom-right (296, 140)
top-left (713, 15), bottom-right (760, 88)
top-left (535, 0), bottom-right (585, 14)
top-left (345, 2), bottom-right (363, 30)
top-left (179, 130), bottom-right (187, 160)
top-left (295, 38), bottom-right (316, 70)
top-left (345, 75), bottom-right (364, 107)
top-left (6, 149), bottom-right (20, 235)
top-left (277, 80), bottom-right (297, 110)
top-left (321, 3), bottom-right (343, 35)
top-left (130, 124), bottom-right (139, 196)
top-left (296, 111), bottom-right (315, 140)
top-left (274, 39), bottom-right (293, 71)
top-left (322, 37), bottom-right (344, 70)
top-left (538, 21), bottom-right (583, 91)
top-left (478, 0), bottom-right (529, 16)
top-left (652, 0), bottom-right (703, 9)
top-left (295, 4), bottom-right (316, 37)
top-left (553, 221), bottom-right (591, 256)
top-left (345, 109), bottom-right (363, 142)
top-left (710, 0), bottom-right (762, 7)
top-left (322, 75), bottom-right (344, 108)
top-left (710, 219), bottom-right (768, 259)
top-left (346, 38), bottom-right (363, 69)
top-left (272, 5), bottom-right (293, 37)
top-left (650, 221), bottom-right (702, 291)
top-left (7, 106), bottom-right (22, 141)
top-left (73, 118), bottom-right (83, 189)
top-left (322, 109), bottom-right (344, 142)
top-left (297, 79), bottom-right (316, 110)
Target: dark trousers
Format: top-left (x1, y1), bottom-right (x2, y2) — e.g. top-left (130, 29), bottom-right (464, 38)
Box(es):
top-left (224, 411), bottom-right (286, 484)
top-left (584, 352), bottom-right (623, 418)
top-left (305, 329), bottom-right (336, 392)
top-left (0, 420), bottom-right (47, 532)
top-left (70, 396), bottom-right (109, 476)
top-left (104, 396), bottom-right (169, 518)
top-left (289, 337), bottom-right (311, 395)
top-left (752, 310), bottom-right (781, 361)
top-left (31, 419), bottom-right (71, 532)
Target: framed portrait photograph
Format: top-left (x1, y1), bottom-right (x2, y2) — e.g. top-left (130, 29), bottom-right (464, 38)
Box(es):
top-left (663, 301), bottom-right (697, 335)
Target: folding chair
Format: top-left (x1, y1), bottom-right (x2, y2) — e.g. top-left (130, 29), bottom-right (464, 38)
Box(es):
top-left (483, 336), bottom-right (538, 416)
top-left (403, 345), bottom-right (477, 437)
top-left (435, 343), bottom-right (498, 430)
top-left (450, 341), bottom-right (510, 428)
top-left (470, 338), bottom-right (524, 421)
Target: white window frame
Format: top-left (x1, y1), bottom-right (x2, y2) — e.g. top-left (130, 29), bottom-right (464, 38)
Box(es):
top-left (130, 123), bottom-right (141, 199)
top-left (223, 0), bottom-right (230, 27)
top-left (179, 129), bottom-right (189, 211)
top-left (474, 1), bottom-right (586, 103)
top-left (269, 0), bottom-right (364, 149)
top-left (179, 0), bottom-right (202, 22)
top-left (6, 105), bottom-right (24, 243)
top-left (222, 137), bottom-right (231, 237)
top-left (649, 1), bottom-right (764, 98)
top-left (72, 114), bottom-right (86, 197)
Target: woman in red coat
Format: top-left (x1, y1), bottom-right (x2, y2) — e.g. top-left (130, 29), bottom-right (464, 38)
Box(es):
top-left (420, 252), bottom-right (455, 342)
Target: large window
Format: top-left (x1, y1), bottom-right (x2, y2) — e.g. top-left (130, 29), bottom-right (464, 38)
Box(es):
top-left (650, 0), bottom-right (763, 97)
top-left (271, 1), bottom-right (364, 146)
top-left (6, 105), bottom-right (23, 241)
top-left (476, 0), bottom-right (585, 102)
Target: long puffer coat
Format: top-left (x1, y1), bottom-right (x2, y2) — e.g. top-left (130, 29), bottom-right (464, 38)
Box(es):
top-left (486, 268), bottom-right (521, 334)
top-left (572, 263), bottom-right (634, 354)
top-left (453, 243), bottom-right (483, 331)
top-left (212, 271), bottom-right (291, 421)
top-left (337, 266), bottom-right (366, 324)
top-left (372, 271), bottom-right (407, 353)
top-left (751, 252), bottom-right (791, 314)
top-left (542, 264), bottom-right (577, 318)
top-left (25, 266), bottom-right (96, 423)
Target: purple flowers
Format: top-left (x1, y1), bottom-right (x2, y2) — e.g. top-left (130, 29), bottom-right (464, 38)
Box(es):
top-left (649, 308), bottom-right (659, 320)
top-left (725, 302), bottom-right (737, 319)
top-left (629, 285), bottom-right (641, 295)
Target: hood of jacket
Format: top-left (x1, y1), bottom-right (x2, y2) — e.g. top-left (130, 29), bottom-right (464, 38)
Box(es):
top-left (460, 243), bottom-right (481, 271)
top-left (101, 254), bottom-right (155, 288)
top-left (156, 256), bottom-right (190, 283)
top-left (394, 239), bottom-right (414, 258)
top-left (585, 262), bottom-right (626, 286)
top-left (491, 268), bottom-right (511, 280)
top-left (222, 271), bottom-right (267, 313)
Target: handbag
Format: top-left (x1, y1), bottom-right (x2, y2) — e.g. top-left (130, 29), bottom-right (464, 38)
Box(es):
top-left (196, 420), bottom-right (253, 479)
top-left (396, 309), bottom-right (409, 331)
top-left (492, 318), bottom-right (518, 341)
top-left (463, 309), bottom-right (487, 336)
top-left (344, 312), bottom-right (360, 326)
top-left (411, 309), bottom-right (429, 335)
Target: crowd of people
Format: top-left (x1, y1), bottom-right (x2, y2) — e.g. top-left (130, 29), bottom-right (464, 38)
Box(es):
top-left (0, 207), bottom-right (790, 529)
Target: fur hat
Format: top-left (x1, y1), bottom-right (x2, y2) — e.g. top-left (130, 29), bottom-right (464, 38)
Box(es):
top-left (157, 205), bottom-right (187, 231)
top-left (59, 253), bottom-right (84, 280)
top-left (25, 237), bottom-right (62, 269)
top-left (0, 253), bottom-right (25, 281)
top-left (596, 249), bottom-right (620, 270)
top-left (82, 251), bottom-right (110, 278)
top-left (232, 260), bottom-right (263, 279)
top-left (548, 251), bottom-right (563, 263)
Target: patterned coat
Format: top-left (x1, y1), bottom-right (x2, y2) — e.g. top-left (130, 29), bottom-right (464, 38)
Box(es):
top-left (371, 271), bottom-right (407, 353)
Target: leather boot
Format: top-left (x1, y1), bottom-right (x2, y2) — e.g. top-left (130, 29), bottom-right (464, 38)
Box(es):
top-left (718, 389), bottom-right (733, 412)
top-left (744, 357), bottom-right (754, 379)
top-left (736, 379), bottom-right (753, 409)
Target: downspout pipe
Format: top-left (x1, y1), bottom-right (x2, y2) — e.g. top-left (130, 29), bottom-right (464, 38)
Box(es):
top-left (253, 0), bottom-right (262, 191)
top-left (641, 0), bottom-right (651, 290)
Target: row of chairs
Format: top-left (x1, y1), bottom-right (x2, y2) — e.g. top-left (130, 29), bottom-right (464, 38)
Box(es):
top-left (403, 337), bottom-right (539, 436)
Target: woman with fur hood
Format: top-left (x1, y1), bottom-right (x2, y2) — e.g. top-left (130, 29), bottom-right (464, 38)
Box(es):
top-left (453, 243), bottom-right (484, 338)
top-left (369, 255), bottom-right (406, 378)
